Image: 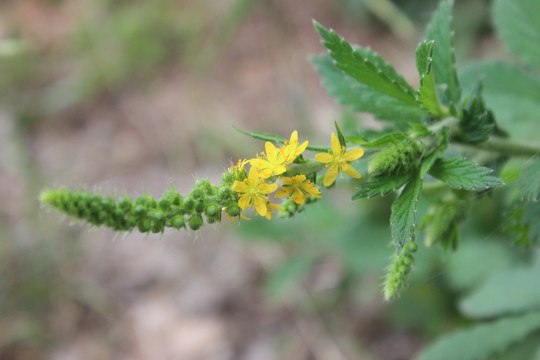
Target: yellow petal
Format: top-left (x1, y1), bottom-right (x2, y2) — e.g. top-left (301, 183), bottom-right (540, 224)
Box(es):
top-left (280, 177), bottom-right (293, 185)
top-left (253, 196), bottom-right (267, 216)
top-left (343, 148), bottom-right (365, 161)
top-left (238, 195), bottom-right (250, 210)
top-left (260, 183), bottom-right (278, 194)
top-left (331, 132), bottom-right (342, 155)
top-left (275, 188), bottom-right (290, 198)
top-left (265, 142), bottom-right (278, 160)
top-left (315, 153), bottom-right (333, 163)
top-left (231, 180), bottom-right (248, 193)
top-left (249, 158), bottom-right (266, 170)
top-left (295, 140), bottom-right (308, 156)
top-left (292, 189), bottom-right (305, 205)
top-left (342, 163), bottom-right (362, 179)
top-left (289, 131), bottom-right (298, 144)
top-left (323, 164), bottom-right (339, 186)
top-left (248, 166), bottom-right (259, 180)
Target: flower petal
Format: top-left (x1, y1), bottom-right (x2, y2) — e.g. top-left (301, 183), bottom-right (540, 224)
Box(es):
top-left (315, 153), bottom-right (333, 163)
top-left (260, 182), bottom-right (278, 194)
top-left (238, 195), bottom-right (251, 209)
top-left (275, 188), bottom-right (290, 198)
top-left (292, 189), bottom-right (305, 205)
top-left (265, 142), bottom-right (278, 160)
top-left (253, 196), bottom-right (267, 216)
top-left (323, 164), bottom-right (339, 186)
top-left (342, 163), bottom-right (362, 179)
top-left (289, 131), bottom-right (298, 144)
top-left (343, 148), bottom-right (365, 161)
top-left (331, 132), bottom-right (342, 155)
top-left (248, 166), bottom-right (259, 180)
top-left (231, 180), bottom-right (248, 193)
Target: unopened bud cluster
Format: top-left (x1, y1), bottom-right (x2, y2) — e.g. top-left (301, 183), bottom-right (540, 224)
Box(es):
top-left (383, 241), bottom-right (418, 301)
top-left (368, 137), bottom-right (422, 175)
top-left (279, 195), bottom-right (319, 218)
top-left (40, 176), bottom-right (243, 233)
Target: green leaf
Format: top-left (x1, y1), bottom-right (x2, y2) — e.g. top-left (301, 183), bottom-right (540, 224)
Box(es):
top-left (457, 83), bottom-right (495, 144)
top-left (517, 157), bottom-right (540, 202)
top-left (424, 0), bottom-right (461, 107)
top-left (460, 263), bottom-right (540, 318)
top-left (459, 62), bottom-right (540, 140)
top-left (334, 121), bottom-right (347, 148)
top-left (352, 171), bottom-right (412, 200)
top-left (232, 126), bottom-right (329, 152)
top-left (312, 54), bottom-right (428, 123)
top-left (429, 157), bottom-right (504, 191)
top-left (494, 0), bottom-right (540, 71)
top-left (415, 41), bottom-right (447, 117)
top-left (420, 151), bottom-right (439, 178)
top-left (416, 311), bottom-right (540, 360)
top-left (523, 202), bottom-right (540, 246)
top-left (357, 132), bottom-right (406, 148)
top-left (314, 21), bottom-right (417, 104)
top-left (390, 172), bottom-right (423, 245)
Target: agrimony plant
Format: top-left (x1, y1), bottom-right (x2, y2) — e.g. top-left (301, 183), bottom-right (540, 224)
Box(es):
top-left (41, 1), bottom-right (540, 357)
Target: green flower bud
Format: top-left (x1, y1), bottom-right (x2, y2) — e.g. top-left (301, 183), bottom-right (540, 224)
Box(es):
top-left (153, 210), bottom-right (165, 222)
top-left (226, 204), bottom-right (241, 217)
top-left (383, 241), bottom-right (417, 301)
top-left (101, 196), bottom-right (115, 211)
top-left (158, 198), bottom-right (171, 211)
top-left (138, 219), bottom-right (151, 233)
top-left (182, 196), bottom-right (195, 211)
top-left (170, 215), bottom-right (185, 229)
top-left (133, 205), bottom-right (147, 217)
top-left (190, 188), bottom-right (203, 199)
top-left (368, 138), bottom-right (421, 175)
top-left (205, 203), bottom-right (220, 217)
top-left (218, 187), bottom-right (231, 201)
top-left (194, 200), bottom-right (205, 214)
top-left (118, 196), bottom-right (132, 210)
top-left (135, 196), bottom-right (147, 206)
top-left (188, 214), bottom-right (203, 231)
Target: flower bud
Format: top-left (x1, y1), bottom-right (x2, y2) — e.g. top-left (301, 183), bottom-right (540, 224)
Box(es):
top-left (188, 214), bottom-right (203, 230)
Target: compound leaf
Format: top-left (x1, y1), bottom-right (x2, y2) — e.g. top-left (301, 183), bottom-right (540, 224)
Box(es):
top-left (416, 311), bottom-right (540, 360)
top-left (390, 172), bottom-right (423, 245)
top-left (429, 157), bottom-right (504, 191)
top-left (352, 171), bottom-right (412, 200)
top-left (313, 54), bottom-right (428, 123)
top-left (494, 0), bottom-right (540, 71)
top-left (424, 0), bottom-right (461, 107)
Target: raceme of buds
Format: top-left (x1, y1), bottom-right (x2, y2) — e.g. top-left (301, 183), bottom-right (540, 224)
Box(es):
top-left (383, 241), bottom-right (418, 301)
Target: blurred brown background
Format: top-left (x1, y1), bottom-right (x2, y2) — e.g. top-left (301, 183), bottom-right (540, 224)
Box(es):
top-left (0, 0), bottom-right (495, 359)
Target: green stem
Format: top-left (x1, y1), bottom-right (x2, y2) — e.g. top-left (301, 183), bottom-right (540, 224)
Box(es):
top-left (463, 137), bottom-right (540, 158)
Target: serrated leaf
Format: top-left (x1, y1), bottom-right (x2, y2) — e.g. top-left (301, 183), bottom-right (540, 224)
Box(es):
top-left (429, 157), bottom-right (504, 191)
top-left (352, 171), bottom-right (411, 200)
top-left (416, 40), bottom-right (434, 76)
top-left (233, 126), bottom-right (329, 152)
top-left (416, 311), bottom-right (540, 360)
top-left (457, 82), bottom-right (496, 144)
top-left (415, 41), bottom-right (447, 117)
top-left (424, 0), bottom-right (461, 106)
top-left (390, 172), bottom-right (423, 245)
top-left (494, 0), bottom-right (540, 71)
top-left (314, 21), bottom-right (419, 106)
top-left (459, 264), bottom-right (540, 318)
top-left (312, 54), bottom-right (428, 123)
top-left (459, 62), bottom-right (540, 140)
top-left (517, 157), bottom-right (540, 202)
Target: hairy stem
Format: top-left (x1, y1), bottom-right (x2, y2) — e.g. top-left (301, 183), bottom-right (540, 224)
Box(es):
top-left (465, 137), bottom-right (540, 158)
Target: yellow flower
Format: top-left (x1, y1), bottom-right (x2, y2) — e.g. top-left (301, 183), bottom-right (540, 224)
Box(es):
top-left (250, 142), bottom-right (288, 178)
top-left (264, 203), bottom-right (285, 220)
top-left (282, 130), bottom-right (309, 164)
top-left (275, 175), bottom-right (321, 205)
top-left (315, 132), bottom-right (364, 187)
top-left (231, 166), bottom-right (278, 216)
